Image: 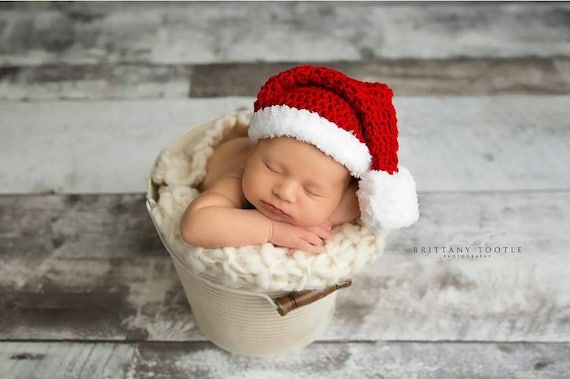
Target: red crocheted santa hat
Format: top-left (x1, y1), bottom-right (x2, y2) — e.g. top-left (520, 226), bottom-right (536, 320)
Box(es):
top-left (249, 65), bottom-right (419, 231)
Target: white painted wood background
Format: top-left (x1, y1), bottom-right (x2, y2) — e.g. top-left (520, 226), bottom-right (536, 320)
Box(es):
top-left (0, 2), bottom-right (569, 379)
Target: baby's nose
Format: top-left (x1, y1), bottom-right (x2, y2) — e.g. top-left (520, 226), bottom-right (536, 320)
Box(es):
top-left (274, 180), bottom-right (297, 202)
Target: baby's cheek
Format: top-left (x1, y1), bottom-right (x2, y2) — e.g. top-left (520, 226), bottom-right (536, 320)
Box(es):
top-left (305, 201), bottom-right (336, 224)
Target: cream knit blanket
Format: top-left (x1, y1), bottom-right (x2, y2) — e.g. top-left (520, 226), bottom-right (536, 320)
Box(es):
top-left (148, 111), bottom-right (387, 292)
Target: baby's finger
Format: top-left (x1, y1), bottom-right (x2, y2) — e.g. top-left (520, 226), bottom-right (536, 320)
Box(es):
top-left (318, 228), bottom-right (334, 240)
top-left (303, 243), bottom-right (321, 254)
top-left (296, 238), bottom-right (321, 254)
top-left (312, 227), bottom-right (334, 240)
top-left (289, 245), bottom-right (320, 256)
top-left (302, 232), bottom-right (324, 247)
top-left (305, 226), bottom-right (333, 240)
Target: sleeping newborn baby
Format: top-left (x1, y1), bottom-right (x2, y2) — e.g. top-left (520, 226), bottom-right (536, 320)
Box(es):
top-left (181, 65), bottom-right (419, 254)
top-left (181, 135), bottom-right (360, 253)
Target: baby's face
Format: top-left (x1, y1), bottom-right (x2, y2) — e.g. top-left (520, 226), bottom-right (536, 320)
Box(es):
top-left (242, 137), bottom-right (350, 227)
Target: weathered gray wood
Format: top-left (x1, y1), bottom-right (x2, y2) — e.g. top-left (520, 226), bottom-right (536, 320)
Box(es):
top-left (2, 57), bottom-right (569, 101)
top-left (397, 96), bottom-right (570, 192)
top-left (128, 341), bottom-right (570, 379)
top-left (0, 342), bottom-right (134, 379)
top-left (0, 97), bottom-right (253, 194)
top-left (0, 256), bottom-right (195, 341)
top-left (189, 58), bottom-right (570, 98)
top-left (1, 96), bottom-right (568, 194)
top-left (0, 341), bottom-right (568, 379)
top-left (0, 194), bottom-right (163, 258)
top-left (328, 191), bottom-right (570, 342)
top-left (1, 192), bottom-right (568, 342)
top-left (0, 64), bottom-right (191, 101)
top-left (1, 1), bottom-right (568, 375)
top-left (1, 3), bottom-right (569, 66)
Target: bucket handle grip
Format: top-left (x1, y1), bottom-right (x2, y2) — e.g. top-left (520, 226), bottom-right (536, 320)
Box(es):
top-left (273, 279), bottom-right (352, 316)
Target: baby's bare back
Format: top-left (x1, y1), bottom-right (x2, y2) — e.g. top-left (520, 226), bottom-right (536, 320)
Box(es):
top-left (199, 137), bottom-right (254, 192)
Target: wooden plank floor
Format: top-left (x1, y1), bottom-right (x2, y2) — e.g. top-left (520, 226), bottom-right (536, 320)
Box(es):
top-left (1, 3), bottom-right (569, 378)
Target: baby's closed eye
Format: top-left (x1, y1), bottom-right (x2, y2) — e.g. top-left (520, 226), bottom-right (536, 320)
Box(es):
top-left (304, 186), bottom-right (325, 198)
top-left (264, 162), bottom-right (282, 174)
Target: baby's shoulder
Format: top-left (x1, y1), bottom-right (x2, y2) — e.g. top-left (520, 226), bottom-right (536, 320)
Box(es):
top-left (218, 137), bottom-right (254, 155)
top-left (211, 137), bottom-right (253, 169)
top-left (200, 137), bottom-right (253, 191)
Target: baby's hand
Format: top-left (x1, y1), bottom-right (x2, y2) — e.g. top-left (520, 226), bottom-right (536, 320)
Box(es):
top-left (304, 222), bottom-right (333, 240)
top-left (269, 221), bottom-right (333, 254)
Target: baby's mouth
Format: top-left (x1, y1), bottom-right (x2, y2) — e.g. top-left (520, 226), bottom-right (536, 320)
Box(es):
top-left (261, 201), bottom-right (289, 218)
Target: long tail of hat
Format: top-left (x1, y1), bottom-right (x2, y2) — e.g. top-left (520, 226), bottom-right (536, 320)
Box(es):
top-left (355, 83), bottom-right (399, 174)
top-left (354, 83), bottom-right (418, 232)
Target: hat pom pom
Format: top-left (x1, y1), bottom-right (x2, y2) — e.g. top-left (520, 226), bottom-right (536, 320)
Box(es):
top-left (357, 166), bottom-right (419, 233)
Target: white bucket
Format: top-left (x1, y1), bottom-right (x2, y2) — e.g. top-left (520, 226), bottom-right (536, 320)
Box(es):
top-left (146, 116), bottom-right (340, 357)
top-left (169, 250), bottom-right (337, 357)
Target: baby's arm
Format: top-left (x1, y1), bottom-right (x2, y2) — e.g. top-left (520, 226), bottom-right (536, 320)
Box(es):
top-left (181, 176), bottom-right (273, 247)
top-left (180, 176), bottom-right (332, 253)
top-left (327, 180), bottom-right (361, 226)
